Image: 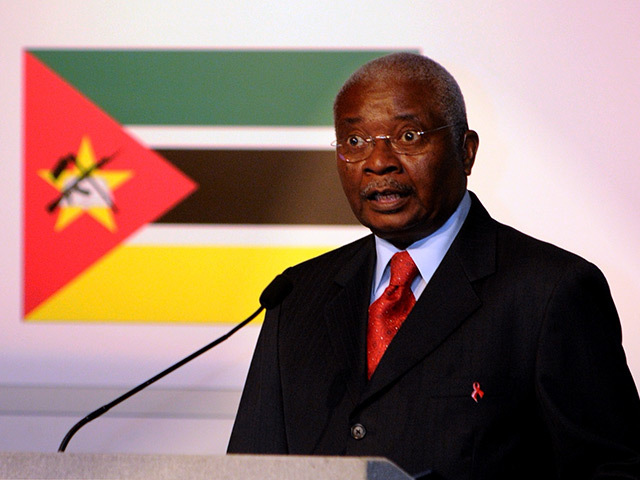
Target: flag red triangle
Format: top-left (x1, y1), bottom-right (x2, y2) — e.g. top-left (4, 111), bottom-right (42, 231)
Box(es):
top-left (23, 52), bottom-right (198, 316)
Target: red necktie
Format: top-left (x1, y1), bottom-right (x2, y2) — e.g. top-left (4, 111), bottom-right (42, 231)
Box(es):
top-left (367, 251), bottom-right (419, 379)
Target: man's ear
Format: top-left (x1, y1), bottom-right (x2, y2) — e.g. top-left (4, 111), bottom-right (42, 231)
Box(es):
top-left (461, 130), bottom-right (479, 175)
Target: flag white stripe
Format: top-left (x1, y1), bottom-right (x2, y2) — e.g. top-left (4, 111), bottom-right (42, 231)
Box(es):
top-left (127, 224), bottom-right (368, 247)
top-left (126, 126), bottom-right (335, 150)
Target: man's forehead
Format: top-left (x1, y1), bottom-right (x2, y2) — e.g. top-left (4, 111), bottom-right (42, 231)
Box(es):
top-left (340, 112), bottom-right (425, 125)
top-left (335, 80), bottom-right (438, 126)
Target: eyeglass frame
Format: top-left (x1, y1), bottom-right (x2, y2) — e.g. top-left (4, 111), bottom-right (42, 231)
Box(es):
top-left (331, 123), bottom-right (458, 163)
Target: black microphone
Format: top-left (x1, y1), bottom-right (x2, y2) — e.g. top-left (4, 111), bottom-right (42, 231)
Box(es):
top-left (57, 274), bottom-right (293, 452)
top-left (259, 273), bottom-right (293, 309)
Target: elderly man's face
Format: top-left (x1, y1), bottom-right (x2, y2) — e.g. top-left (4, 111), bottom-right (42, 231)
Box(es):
top-left (334, 77), bottom-right (477, 249)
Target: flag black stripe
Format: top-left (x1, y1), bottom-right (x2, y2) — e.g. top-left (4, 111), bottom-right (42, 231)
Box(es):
top-left (153, 149), bottom-right (358, 225)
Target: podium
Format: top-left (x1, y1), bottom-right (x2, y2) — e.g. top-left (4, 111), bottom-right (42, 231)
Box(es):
top-left (0, 452), bottom-right (412, 479)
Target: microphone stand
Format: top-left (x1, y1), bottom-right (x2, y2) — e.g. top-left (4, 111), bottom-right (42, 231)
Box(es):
top-left (58, 305), bottom-right (264, 452)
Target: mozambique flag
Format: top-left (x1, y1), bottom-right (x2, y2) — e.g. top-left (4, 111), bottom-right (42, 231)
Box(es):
top-left (24, 49), bottom-right (395, 323)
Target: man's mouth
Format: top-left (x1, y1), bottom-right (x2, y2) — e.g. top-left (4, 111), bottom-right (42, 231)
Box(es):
top-left (360, 179), bottom-right (413, 209)
top-left (368, 191), bottom-right (406, 203)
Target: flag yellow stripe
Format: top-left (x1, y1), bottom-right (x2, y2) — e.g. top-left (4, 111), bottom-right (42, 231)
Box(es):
top-left (26, 245), bottom-right (331, 323)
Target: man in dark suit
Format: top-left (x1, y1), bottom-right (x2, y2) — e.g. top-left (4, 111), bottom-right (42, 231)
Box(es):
top-left (227, 52), bottom-right (640, 479)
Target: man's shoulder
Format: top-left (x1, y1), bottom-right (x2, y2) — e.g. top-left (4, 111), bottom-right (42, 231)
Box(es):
top-left (485, 217), bottom-right (611, 296)
top-left (460, 194), bottom-right (605, 288)
top-left (285, 234), bottom-right (373, 279)
top-left (273, 235), bottom-right (374, 314)
top-left (496, 220), bottom-right (593, 269)
top-left (467, 192), bottom-right (596, 269)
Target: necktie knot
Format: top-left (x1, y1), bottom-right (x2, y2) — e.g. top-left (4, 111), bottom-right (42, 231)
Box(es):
top-left (389, 251), bottom-right (419, 288)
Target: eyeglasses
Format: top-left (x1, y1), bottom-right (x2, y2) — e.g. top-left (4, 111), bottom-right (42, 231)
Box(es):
top-left (331, 124), bottom-right (456, 163)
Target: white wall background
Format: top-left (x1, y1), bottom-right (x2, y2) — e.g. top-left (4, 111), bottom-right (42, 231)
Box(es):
top-left (1, 0), bottom-right (638, 454)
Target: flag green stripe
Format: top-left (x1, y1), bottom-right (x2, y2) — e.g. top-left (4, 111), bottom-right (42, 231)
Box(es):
top-left (29, 49), bottom-right (402, 126)
top-left (154, 149), bottom-right (357, 225)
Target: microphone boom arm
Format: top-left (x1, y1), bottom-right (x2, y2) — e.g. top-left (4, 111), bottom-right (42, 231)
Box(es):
top-left (57, 305), bottom-right (264, 452)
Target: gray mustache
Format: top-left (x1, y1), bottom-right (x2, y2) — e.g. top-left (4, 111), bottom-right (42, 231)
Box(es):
top-left (360, 178), bottom-right (413, 199)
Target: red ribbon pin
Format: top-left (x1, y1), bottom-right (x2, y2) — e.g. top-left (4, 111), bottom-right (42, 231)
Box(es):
top-left (471, 382), bottom-right (484, 403)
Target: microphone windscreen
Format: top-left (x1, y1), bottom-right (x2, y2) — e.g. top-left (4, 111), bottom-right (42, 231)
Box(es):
top-left (259, 274), bottom-right (293, 309)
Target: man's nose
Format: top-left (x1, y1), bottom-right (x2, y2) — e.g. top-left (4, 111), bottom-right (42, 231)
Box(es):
top-left (363, 137), bottom-right (402, 174)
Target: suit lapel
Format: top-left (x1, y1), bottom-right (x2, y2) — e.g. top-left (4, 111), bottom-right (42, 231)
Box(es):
top-left (362, 194), bottom-right (498, 402)
top-left (323, 237), bottom-right (375, 403)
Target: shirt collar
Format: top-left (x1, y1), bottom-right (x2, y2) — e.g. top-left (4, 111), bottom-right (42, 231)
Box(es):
top-left (372, 190), bottom-right (471, 298)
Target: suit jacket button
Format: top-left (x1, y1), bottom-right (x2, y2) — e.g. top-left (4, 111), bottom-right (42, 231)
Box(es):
top-left (351, 423), bottom-right (366, 440)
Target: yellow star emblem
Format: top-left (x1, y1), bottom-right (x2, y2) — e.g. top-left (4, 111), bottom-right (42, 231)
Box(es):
top-left (38, 136), bottom-right (133, 232)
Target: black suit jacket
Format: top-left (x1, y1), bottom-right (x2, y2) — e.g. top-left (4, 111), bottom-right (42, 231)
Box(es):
top-left (228, 193), bottom-right (640, 479)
